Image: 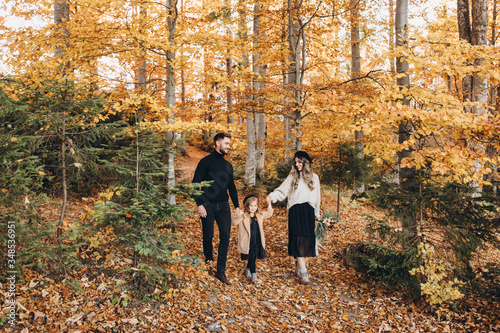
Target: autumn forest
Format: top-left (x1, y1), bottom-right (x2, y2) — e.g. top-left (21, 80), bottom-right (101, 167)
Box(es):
top-left (1, 0), bottom-right (500, 331)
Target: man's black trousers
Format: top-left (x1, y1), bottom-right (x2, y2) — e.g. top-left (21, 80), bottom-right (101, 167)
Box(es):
top-left (201, 201), bottom-right (231, 273)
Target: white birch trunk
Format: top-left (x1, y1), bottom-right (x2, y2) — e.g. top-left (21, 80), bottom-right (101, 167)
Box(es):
top-left (351, 0), bottom-right (364, 196)
top-left (286, 0), bottom-right (303, 154)
top-left (239, 0), bottom-right (256, 186)
top-left (246, 113), bottom-right (257, 186)
top-left (470, 0), bottom-right (489, 197)
top-left (254, 2), bottom-right (266, 180)
top-left (166, 0), bottom-right (177, 205)
top-left (396, 0), bottom-right (416, 240)
top-left (256, 111), bottom-right (266, 179)
top-left (471, 0), bottom-right (488, 117)
top-left (389, 0), bottom-right (395, 73)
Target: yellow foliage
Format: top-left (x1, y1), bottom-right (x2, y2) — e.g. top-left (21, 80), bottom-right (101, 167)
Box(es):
top-left (0, 0), bottom-right (498, 188)
top-left (410, 243), bottom-right (464, 306)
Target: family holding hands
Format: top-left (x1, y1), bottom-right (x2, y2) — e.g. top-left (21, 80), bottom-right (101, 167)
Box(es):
top-left (192, 133), bottom-right (321, 286)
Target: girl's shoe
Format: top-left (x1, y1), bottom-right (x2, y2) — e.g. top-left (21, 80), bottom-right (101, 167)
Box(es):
top-left (251, 273), bottom-right (258, 283)
top-left (244, 268), bottom-right (251, 279)
top-left (299, 268), bottom-right (310, 284)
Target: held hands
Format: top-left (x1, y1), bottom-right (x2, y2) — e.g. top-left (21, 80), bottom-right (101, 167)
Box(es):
top-left (235, 207), bottom-right (244, 217)
top-left (266, 195), bottom-right (272, 207)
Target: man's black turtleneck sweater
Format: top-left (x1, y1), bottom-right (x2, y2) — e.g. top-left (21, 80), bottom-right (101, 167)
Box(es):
top-left (192, 150), bottom-right (239, 208)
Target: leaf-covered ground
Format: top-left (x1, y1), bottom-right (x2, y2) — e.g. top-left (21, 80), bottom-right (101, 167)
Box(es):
top-left (3, 146), bottom-right (500, 332)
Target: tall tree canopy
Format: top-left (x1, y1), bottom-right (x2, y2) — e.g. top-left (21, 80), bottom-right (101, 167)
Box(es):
top-left (0, 0), bottom-right (499, 193)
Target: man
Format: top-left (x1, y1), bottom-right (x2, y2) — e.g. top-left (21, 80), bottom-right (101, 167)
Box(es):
top-left (192, 132), bottom-right (240, 285)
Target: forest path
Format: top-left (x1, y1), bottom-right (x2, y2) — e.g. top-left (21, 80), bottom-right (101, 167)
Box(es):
top-left (177, 145), bottom-right (207, 182)
top-left (164, 146), bottom-right (461, 332)
top-left (12, 146), bottom-right (497, 332)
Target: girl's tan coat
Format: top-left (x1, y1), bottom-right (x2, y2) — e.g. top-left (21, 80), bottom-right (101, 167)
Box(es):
top-left (232, 208), bottom-right (273, 255)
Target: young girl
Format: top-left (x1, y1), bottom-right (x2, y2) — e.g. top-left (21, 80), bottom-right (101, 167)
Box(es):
top-left (233, 194), bottom-right (273, 283)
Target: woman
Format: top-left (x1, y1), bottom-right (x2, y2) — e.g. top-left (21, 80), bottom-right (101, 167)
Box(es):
top-left (267, 151), bottom-right (321, 284)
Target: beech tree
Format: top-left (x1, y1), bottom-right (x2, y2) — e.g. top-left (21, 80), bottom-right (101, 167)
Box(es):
top-left (285, 0), bottom-right (305, 155)
top-left (1, 0), bottom-right (499, 223)
top-left (395, 0), bottom-right (417, 240)
top-left (244, 0), bottom-right (268, 186)
top-left (458, 0), bottom-right (473, 103)
top-left (457, 0), bottom-right (489, 196)
top-left (350, 0), bottom-right (365, 197)
top-left (165, 0), bottom-right (178, 205)
top-left (53, 0), bottom-right (70, 239)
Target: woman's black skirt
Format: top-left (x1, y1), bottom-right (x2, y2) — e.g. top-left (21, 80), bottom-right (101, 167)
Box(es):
top-left (288, 203), bottom-right (316, 257)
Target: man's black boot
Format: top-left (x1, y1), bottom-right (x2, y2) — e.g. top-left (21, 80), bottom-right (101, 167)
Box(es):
top-left (214, 270), bottom-right (232, 285)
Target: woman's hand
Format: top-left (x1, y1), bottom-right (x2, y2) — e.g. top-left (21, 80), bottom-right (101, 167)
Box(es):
top-left (266, 195), bottom-right (272, 205)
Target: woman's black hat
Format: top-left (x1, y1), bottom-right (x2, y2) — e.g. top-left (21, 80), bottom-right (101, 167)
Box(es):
top-left (294, 150), bottom-right (312, 163)
top-left (243, 194), bottom-right (258, 205)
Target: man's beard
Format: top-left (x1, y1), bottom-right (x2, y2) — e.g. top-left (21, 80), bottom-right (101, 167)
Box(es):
top-left (219, 147), bottom-right (228, 155)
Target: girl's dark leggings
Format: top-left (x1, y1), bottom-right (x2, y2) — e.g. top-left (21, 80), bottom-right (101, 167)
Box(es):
top-left (246, 258), bottom-right (256, 273)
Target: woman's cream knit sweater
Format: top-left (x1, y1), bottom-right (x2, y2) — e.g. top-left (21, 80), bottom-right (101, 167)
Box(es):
top-left (268, 173), bottom-right (321, 218)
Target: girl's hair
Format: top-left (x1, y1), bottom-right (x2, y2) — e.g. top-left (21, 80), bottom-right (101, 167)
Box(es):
top-left (291, 156), bottom-right (315, 191)
top-left (243, 196), bottom-right (259, 213)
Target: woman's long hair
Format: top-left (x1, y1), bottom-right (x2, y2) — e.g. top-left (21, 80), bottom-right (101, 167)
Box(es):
top-left (291, 156), bottom-right (315, 191)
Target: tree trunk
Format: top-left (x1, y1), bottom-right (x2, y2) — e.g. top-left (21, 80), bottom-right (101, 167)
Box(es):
top-left (351, 0), bottom-right (365, 196)
top-left (254, 3), bottom-right (267, 180)
top-left (55, 1), bottom-right (69, 240)
top-left (283, 115), bottom-right (293, 160)
top-left (54, 0), bottom-right (69, 59)
top-left (285, 0), bottom-right (303, 155)
top-left (492, 0), bottom-right (498, 46)
top-left (350, 1), bottom-right (361, 76)
top-left (470, 0), bottom-right (488, 197)
top-left (137, 2), bottom-right (147, 92)
top-left (396, 0), bottom-right (417, 242)
top-left (389, 0), bottom-right (395, 73)
top-left (226, 55), bottom-right (234, 124)
top-left (256, 111), bottom-right (266, 179)
top-left (203, 45), bottom-right (210, 146)
top-left (247, 1), bottom-right (263, 187)
top-left (239, 0), bottom-right (256, 186)
top-left (471, 0), bottom-right (488, 117)
top-left (57, 130), bottom-right (68, 240)
top-left (281, 8), bottom-right (293, 161)
top-left (225, 0), bottom-right (234, 124)
top-left (166, 0), bottom-right (177, 205)
top-left (458, 0), bottom-right (473, 103)
top-left (457, 0), bottom-right (472, 42)
top-left (490, 0), bottom-right (498, 194)
top-left (490, 0), bottom-right (497, 107)
top-left (246, 112), bottom-right (257, 186)
top-left (135, 1), bottom-right (147, 210)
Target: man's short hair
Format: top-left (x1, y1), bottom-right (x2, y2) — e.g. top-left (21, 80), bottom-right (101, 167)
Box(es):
top-left (214, 132), bottom-right (231, 145)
